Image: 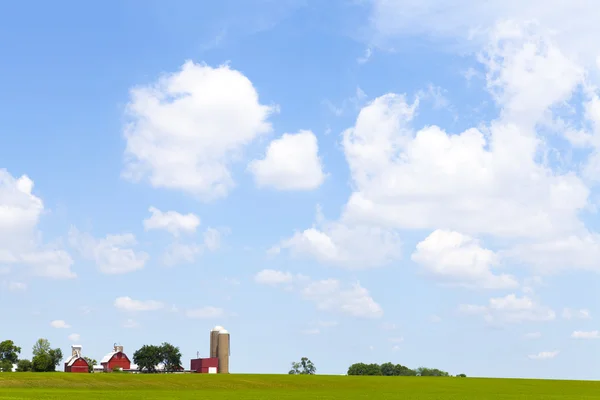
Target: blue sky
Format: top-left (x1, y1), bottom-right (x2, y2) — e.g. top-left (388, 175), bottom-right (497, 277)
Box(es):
top-left (1, 0), bottom-right (599, 380)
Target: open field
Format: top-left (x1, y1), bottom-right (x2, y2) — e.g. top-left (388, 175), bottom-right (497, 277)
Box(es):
top-left (0, 373), bottom-right (599, 399)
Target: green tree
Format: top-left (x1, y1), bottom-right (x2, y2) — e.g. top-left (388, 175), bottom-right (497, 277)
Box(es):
top-left (0, 359), bottom-right (13, 372)
top-left (31, 339), bottom-right (62, 372)
top-left (133, 345), bottom-right (162, 373)
top-left (288, 357), bottom-right (316, 375)
top-left (457, 373), bottom-right (467, 378)
top-left (32, 353), bottom-right (53, 372)
top-left (160, 342), bottom-right (182, 372)
top-left (288, 361), bottom-right (301, 374)
top-left (84, 357), bottom-right (97, 373)
top-left (347, 363), bottom-right (382, 376)
top-left (416, 367), bottom-right (449, 377)
top-left (15, 359), bottom-right (32, 372)
top-left (394, 364), bottom-right (416, 376)
top-left (0, 340), bottom-right (21, 364)
top-left (380, 362), bottom-right (395, 376)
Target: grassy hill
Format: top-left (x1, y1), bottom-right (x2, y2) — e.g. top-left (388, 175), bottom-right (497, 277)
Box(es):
top-left (0, 373), bottom-right (598, 399)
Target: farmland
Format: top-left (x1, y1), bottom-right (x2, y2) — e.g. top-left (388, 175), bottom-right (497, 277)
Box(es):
top-left (0, 373), bottom-right (599, 399)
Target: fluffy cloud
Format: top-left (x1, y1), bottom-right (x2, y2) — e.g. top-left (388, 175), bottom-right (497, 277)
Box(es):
top-left (122, 61), bottom-right (276, 200)
top-left (459, 294), bottom-right (555, 324)
top-left (185, 306), bottom-right (225, 319)
top-left (68, 333), bottom-right (80, 342)
top-left (271, 209), bottom-right (401, 269)
top-left (0, 170), bottom-right (75, 279)
top-left (50, 320), bottom-right (71, 329)
top-left (161, 227), bottom-right (224, 267)
top-left (248, 130), bottom-right (326, 190)
top-left (562, 308), bottom-right (591, 320)
top-left (143, 207), bottom-right (200, 236)
top-left (69, 228), bottom-right (149, 274)
top-left (277, 21), bottom-right (600, 281)
top-left (571, 331), bottom-right (599, 339)
top-left (162, 243), bottom-right (202, 267)
top-left (528, 351), bottom-right (559, 360)
top-left (412, 230), bottom-right (518, 289)
top-left (114, 296), bottom-right (164, 312)
top-left (340, 92), bottom-right (588, 239)
top-left (368, 0), bottom-right (600, 68)
top-left (254, 269), bottom-right (297, 285)
top-left (302, 279), bottom-right (383, 319)
top-left (255, 269), bottom-right (383, 318)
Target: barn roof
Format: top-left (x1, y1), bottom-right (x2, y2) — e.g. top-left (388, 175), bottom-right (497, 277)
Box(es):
top-left (65, 355), bottom-right (88, 367)
top-left (100, 351), bottom-right (116, 363)
top-left (101, 350), bottom-right (130, 364)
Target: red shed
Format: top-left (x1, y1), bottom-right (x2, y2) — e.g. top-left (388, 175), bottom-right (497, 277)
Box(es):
top-left (101, 345), bottom-right (131, 372)
top-left (64, 345), bottom-right (89, 373)
top-left (190, 357), bottom-right (218, 373)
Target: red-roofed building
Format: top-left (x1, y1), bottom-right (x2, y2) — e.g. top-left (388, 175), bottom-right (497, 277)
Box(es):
top-left (101, 344), bottom-right (131, 372)
top-left (64, 345), bottom-right (89, 373)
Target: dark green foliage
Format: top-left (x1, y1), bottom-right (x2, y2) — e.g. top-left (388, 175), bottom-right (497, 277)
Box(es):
top-left (160, 342), bottom-right (182, 372)
top-left (380, 362), bottom-right (395, 376)
top-left (31, 339), bottom-right (62, 372)
top-left (15, 359), bottom-right (32, 372)
top-left (132, 343), bottom-right (183, 373)
top-left (0, 340), bottom-right (21, 364)
top-left (84, 357), bottom-right (97, 373)
top-left (133, 345), bottom-right (162, 373)
top-left (32, 353), bottom-right (53, 372)
top-left (415, 367), bottom-right (450, 377)
top-left (348, 363), bottom-right (448, 377)
top-left (394, 364), bottom-right (417, 376)
top-left (288, 357), bottom-right (316, 375)
top-left (457, 373), bottom-right (467, 378)
top-left (0, 359), bottom-right (13, 372)
top-left (347, 363), bottom-right (383, 376)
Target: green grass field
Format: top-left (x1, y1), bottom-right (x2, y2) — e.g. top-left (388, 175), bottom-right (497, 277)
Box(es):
top-left (0, 373), bottom-right (599, 399)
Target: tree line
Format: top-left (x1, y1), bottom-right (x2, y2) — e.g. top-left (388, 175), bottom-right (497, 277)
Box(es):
top-left (347, 362), bottom-right (465, 377)
top-left (0, 339), bottom-right (183, 373)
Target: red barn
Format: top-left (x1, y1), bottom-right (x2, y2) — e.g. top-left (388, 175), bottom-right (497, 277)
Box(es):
top-left (64, 345), bottom-right (89, 373)
top-left (101, 344), bottom-right (131, 372)
top-left (190, 357), bottom-right (218, 373)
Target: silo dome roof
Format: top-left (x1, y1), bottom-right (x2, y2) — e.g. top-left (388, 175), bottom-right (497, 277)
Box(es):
top-left (211, 325), bottom-right (225, 332)
top-left (219, 329), bottom-right (229, 334)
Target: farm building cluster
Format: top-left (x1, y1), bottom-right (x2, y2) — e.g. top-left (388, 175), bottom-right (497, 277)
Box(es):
top-left (6, 325), bottom-right (231, 374)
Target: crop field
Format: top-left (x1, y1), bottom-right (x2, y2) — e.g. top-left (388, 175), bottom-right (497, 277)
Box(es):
top-left (0, 373), bottom-right (599, 399)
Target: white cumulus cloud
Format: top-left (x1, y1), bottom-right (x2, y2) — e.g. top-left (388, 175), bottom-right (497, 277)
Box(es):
top-left (459, 294), bottom-right (555, 324)
top-left (68, 333), bottom-right (80, 342)
top-left (50, 320), bottom-right (71, 329)
top-left (122, 61), bottom-right (276, 201)
top-left (528, 350), bottom-right (559, 360)
top-left (0, 170), bottom-right (75, 279)
top-left (69, 228), bottom-right (149, 275)
top-left (248, 130), bottom-right (326, 190)
top-left (143, 207), bottom-right (200, 236)
top-left (571, 330), bottom-right (599, 339)
top-left (114, 296), bottom-right (164, 312)
top-left (255, 269), bottom-right (383, 318)
top-left (412, 229), bottom-right (518, 289)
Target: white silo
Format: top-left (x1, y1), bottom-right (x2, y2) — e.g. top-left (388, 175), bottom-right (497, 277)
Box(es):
top-left (217, 329), bottom-right (230, 374)
top-left (210, 326), bottom-right (224, 358)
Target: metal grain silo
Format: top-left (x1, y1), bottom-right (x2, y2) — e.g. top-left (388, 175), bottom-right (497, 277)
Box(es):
top-left (217, 329), bottom-right (230, 374)
top-left (210, 326), bottom-right (224, 358)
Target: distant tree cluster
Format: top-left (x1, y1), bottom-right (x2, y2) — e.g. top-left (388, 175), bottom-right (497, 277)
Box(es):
top-left (132, 342), bottom-right (182, 373)
top-left (347, 362), bottom-right (462, 377)
top-left (0, 338), bottom-right (62, 373)
top-left (289, 357), bottom-right (316, 375)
